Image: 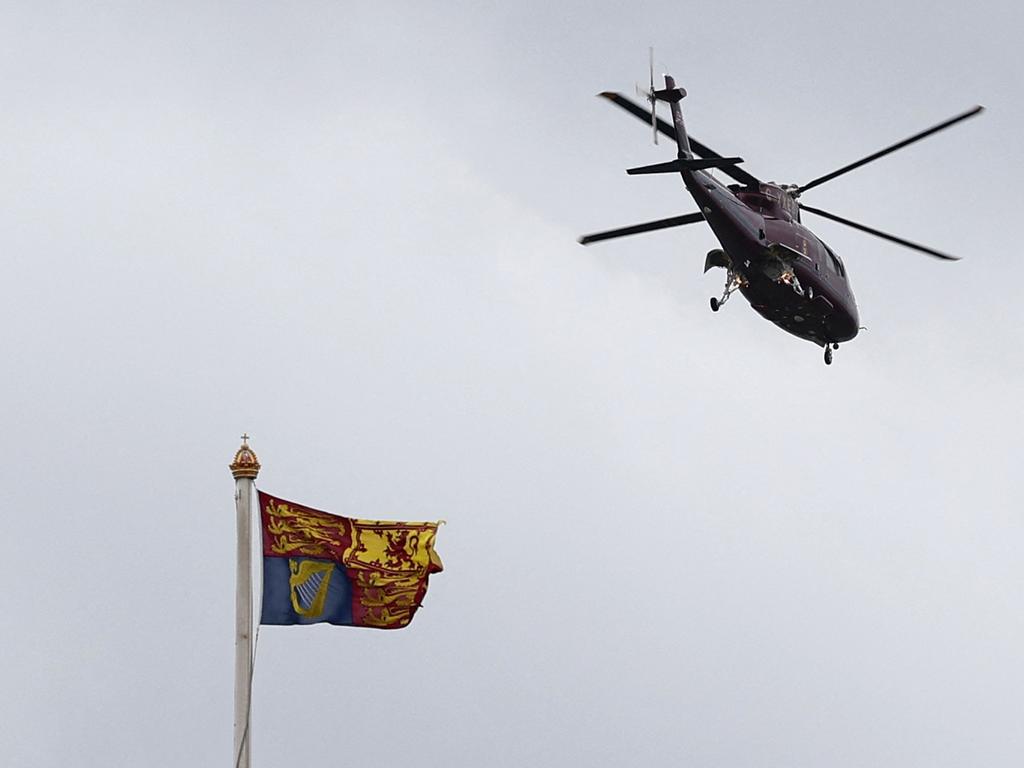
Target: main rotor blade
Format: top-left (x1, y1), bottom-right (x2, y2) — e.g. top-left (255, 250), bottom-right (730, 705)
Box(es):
top-left (799, 204), bottom-right (959, 260)
top-left (578, 211), bottom-right (705, 245)
top-left (798, 106), bottom-right (984, 194)
top-left (598, 92), bottom-right (762, 187)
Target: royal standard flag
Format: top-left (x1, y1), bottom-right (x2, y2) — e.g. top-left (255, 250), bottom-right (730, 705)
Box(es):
top-left (258, 491), bottom-right (443, 629)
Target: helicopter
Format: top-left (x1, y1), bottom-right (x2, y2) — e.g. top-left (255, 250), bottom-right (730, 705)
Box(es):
top-left (579, 64), bottom-right (983, 364)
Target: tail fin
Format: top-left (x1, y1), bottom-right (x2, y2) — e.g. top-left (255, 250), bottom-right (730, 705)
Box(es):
top-left (656, 75), bottom-right (692, 159)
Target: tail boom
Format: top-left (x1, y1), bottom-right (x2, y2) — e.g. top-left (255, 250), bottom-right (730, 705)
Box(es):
top-left (659, 75), bottom-right (692, 159)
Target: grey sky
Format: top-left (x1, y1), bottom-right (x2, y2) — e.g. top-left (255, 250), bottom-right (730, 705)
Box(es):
top-left (1, 2), bottom-right (1021, 766)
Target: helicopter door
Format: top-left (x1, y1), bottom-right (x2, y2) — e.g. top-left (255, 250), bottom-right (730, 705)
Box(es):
top-left (803, 237), bottom-right (820, 274)
top-left (798, 236), bottom-right (822, 281)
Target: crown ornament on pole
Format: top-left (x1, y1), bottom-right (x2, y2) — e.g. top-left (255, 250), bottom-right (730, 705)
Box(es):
top-left (230, 434), bottom-right (261, 479)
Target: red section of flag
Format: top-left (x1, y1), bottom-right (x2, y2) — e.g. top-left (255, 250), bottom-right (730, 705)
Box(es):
top-left (258, 491), bottom-right (353, 564)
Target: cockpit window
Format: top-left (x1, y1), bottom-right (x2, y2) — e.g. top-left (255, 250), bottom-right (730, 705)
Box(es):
top-left (820, 240), bottom-right (846, 277)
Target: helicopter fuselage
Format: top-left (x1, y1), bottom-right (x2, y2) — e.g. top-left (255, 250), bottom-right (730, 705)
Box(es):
top-left (686, 170), bottom-right (860, 347)
top-left (580, 80), bottom-right (978, 364)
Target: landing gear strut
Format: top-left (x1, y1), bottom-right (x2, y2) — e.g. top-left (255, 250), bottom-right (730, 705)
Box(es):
top-left (711, 269), bottom-right (744, 312)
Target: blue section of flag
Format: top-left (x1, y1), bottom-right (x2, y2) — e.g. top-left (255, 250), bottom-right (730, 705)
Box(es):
top-left (261, 557), bottom-right (354, 626)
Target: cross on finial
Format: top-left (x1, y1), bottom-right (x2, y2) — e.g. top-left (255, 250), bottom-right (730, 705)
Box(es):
top-left (231, 433), bottom-right (260, 478)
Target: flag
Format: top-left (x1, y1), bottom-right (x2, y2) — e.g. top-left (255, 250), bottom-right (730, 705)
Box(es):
top-left (258, 491), bottom-right (443, 629)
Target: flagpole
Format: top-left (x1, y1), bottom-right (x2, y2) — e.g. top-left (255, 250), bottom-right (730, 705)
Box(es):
top-left (230, 435), bottom-right (260, 768)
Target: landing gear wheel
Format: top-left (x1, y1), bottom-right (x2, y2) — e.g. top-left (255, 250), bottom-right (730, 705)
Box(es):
top-left (710, 297), bottom-right (720, 312)
top-left (824, 346), bottom-right (833, 365)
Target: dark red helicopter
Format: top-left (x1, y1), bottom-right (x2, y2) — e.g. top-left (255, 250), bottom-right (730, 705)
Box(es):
top-left (580, 67), bottom-right (982, 364)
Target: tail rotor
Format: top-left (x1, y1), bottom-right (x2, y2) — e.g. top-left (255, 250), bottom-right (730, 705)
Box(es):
top-left (649, 47), bottom-right (658, 144)
top-left (634, 47), bottom-right (659, 145)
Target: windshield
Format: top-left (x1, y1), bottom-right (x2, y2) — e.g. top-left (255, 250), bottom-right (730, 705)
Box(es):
top-left (820, 240), bottom-right (846, 277)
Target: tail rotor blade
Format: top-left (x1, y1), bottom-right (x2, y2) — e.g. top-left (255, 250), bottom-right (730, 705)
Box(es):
top-left (649, 47), bottom-right (658, 145)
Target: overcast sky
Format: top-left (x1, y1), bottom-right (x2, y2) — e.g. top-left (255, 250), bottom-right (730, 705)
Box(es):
top-left (2, 2), bottom-right (1022, 766)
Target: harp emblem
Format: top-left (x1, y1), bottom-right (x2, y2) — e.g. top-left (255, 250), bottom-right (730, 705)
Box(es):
top-left (288, 560), bottom-right (333, 618)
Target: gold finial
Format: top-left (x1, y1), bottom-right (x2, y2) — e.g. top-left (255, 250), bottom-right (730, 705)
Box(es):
top-left (230, 434), bottom-right (261, 479)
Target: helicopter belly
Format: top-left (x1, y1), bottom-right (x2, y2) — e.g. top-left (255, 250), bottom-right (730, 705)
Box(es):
top-left (743, 284), bottom-right (826, 344)
top-left (741, 273), bottom-right (858, 347)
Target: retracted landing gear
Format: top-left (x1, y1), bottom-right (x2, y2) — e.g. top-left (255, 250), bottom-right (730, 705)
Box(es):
top-left (824, 342), bottom-right (838, 365)
top-left (711, 269), bottom-right (744, 312)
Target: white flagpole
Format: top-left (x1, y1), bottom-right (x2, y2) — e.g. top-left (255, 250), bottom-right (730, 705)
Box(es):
top-left (230, 435), bottom-right (260, 768)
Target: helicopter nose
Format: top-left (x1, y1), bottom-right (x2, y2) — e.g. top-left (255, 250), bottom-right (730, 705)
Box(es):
top-left (828, 304), bottom-right (860, 342)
